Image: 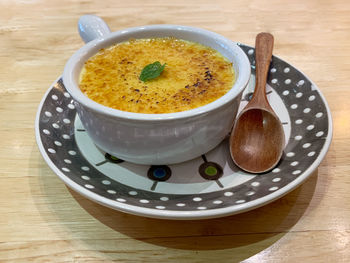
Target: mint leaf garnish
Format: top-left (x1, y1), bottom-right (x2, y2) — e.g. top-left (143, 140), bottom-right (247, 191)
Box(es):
top-left (139, 61), bottom-right (166, 82)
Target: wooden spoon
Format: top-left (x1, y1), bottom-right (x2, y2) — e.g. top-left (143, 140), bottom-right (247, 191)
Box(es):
top-left (229, 32), bottom-right (285, 173)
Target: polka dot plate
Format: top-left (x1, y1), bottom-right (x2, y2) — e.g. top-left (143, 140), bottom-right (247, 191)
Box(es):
top-left (35, 44), bottom-right (332, 220)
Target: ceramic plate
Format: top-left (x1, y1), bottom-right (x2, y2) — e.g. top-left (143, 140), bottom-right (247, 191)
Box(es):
top-left (35, 44), bottom-right (332, 220)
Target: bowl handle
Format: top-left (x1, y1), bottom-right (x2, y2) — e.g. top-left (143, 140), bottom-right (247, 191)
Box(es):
top-left (78, 15), bottom-right (111, 43)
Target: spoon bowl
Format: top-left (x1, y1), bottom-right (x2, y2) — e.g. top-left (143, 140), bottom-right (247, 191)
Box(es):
top-left (230, 108), bottom-right (285, 173)
top-left (229, 33), bottom-right (285, 173)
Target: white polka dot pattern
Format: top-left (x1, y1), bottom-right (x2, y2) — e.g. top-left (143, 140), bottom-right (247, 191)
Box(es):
top-left (251, 182), bottom-right (260, 187)
top-left (284, 79), bottom-right (291, 84)
top-left (36, 44), bottom-right (330, 217)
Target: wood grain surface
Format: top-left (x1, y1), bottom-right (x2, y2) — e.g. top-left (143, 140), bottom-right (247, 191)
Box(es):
top-left (0, 0), bottom-right (349, 262)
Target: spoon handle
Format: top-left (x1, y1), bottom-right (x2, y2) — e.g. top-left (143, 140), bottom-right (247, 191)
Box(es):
top-left (251, 32), bottom-right (274, 107)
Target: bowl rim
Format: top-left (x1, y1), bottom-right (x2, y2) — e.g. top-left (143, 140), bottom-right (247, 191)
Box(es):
top-left (63, 24), bottom-right (251, 121)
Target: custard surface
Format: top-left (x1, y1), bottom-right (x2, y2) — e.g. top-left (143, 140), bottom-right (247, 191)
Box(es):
top-left (79, 38), bottom-right (235, 114)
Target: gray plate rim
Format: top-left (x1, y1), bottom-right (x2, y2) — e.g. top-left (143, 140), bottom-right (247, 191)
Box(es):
top-left (35, 55), bottom-right (333, 220)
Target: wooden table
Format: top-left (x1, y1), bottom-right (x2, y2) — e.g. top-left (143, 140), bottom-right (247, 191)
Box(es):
top-left (1, 0), bottom-right (349, 262)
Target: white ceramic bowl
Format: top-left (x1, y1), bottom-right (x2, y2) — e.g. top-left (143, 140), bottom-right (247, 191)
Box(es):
top-left (63, 15), bottom-right (251, 165)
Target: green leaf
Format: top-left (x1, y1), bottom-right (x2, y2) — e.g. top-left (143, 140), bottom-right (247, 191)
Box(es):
top-left (139, 61), bottom-right (166, 82)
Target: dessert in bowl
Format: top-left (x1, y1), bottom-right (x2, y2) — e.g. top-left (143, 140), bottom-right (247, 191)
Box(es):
top-left (63, 15), bottom-right (251, 165)
top-left (80, 37), bottom-right (235, 114)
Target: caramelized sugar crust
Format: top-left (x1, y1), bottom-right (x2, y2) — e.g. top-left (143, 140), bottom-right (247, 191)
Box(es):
top-left (79, 38), bottom-right (235, 114)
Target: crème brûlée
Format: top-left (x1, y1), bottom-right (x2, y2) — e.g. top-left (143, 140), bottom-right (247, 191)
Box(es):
top-left (79, 37), bottom-right (235, 114)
